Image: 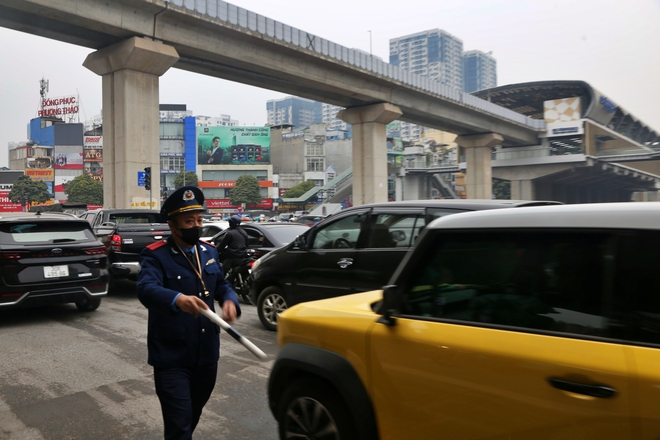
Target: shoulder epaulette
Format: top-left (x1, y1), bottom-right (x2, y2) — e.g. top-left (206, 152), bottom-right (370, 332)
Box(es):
top-left (146, 240), bottom-right (168, 250)
top-left (200, 239), bottom-right (216, 248)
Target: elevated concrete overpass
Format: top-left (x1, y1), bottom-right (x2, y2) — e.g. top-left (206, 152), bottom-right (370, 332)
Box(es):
top-left (0, 0), bottom-right (545, 207)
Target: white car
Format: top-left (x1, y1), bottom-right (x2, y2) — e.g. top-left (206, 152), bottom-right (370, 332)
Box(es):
top-left (201, 221), bottom-right (228, 241)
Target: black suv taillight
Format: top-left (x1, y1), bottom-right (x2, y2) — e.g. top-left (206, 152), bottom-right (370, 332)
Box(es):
top-left (85, 245), bottom-right (108, 256)
top-left (110, 234), bottom-right (122, 252)
top-left (0, 251), bottom-right (29, 260)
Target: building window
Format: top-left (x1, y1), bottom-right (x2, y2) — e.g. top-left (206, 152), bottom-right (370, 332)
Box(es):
top-left (306, 157), bottom-right (325, 171)
top-left (160, 156), bottom-right (185, 171)
top-left (159, 122), bottom-right (184, 139)
top-left (306, 143), bottom-right (324, 156)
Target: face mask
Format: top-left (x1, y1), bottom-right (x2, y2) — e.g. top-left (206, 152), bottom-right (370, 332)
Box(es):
top-left (177, 226), bottom-right (202, 246)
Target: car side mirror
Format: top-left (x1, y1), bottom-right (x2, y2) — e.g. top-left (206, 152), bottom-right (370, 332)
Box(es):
top-left (377, 285), bottom-right (401, 326)
top-left (294, 234), bottom-right (307, 250)
top-left (95, 226), bottom-right (114, 236)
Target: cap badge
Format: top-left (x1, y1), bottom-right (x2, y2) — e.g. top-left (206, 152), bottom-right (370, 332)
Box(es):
top-left (183, 190), bottom-right (195, 202)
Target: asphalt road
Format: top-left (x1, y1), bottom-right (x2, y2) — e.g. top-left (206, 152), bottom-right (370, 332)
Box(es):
top-left (0, 280), bottom-right (280, 440)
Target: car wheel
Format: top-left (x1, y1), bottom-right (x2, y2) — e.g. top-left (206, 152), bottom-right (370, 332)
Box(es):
top-left (75, 296), bottom-right (102, 312)
top-left (277, 377), bottom-right (356, 440)
top-left (257, 286), bottom-right (287, 331)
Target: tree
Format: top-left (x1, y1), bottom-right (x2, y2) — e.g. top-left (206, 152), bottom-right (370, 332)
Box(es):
top-left (230, 175), bottom-right (262, 206)
top-left (8, 175), bottom-right (50, 207)
top-left (492, 178), bottom-right (511, 200)
top-left (64, 174), bottom-right (103, 205)
top-left (282, 180), bottom-right (316, 198)
top-left (173, 171), bottom-right (199, 189)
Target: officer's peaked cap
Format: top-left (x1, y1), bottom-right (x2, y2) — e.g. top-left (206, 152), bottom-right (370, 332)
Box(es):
top-left (161, 186), bottom-right (205, 221)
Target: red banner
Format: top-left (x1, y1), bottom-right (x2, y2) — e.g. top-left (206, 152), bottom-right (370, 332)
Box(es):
top-left (0, 191), bottom-right (23, 212)
top-left (198, 181), bottom-right (272, 188)
top-left (206, 198), bottom-right (273, 210)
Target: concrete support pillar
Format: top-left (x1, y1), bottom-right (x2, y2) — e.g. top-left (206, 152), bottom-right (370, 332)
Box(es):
top-left (337, 103), bottom-right (402, 205)
top-left (510, 179), bottom-right (534, 200)
top-left (456, 133), bottom-right (503, 199)
top-left (395, 171), bottom-right (404, 201)
top-left (83, 37), bottom-right (179, 209)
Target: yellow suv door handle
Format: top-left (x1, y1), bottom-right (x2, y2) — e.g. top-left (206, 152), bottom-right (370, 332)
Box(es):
top-left (337, 258), bottom-right (353, 269)
top-left (548, 377), bottom-right (617, 398)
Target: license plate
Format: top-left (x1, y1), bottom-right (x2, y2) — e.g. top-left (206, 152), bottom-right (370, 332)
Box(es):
top-left (44, 265), bottom-right (69, 278)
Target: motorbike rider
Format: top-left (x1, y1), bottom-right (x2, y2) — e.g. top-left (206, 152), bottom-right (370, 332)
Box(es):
top-left (217, 215), bottom-right (249, 275)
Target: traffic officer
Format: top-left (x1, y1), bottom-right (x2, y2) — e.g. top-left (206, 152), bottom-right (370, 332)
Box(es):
top-left (137, 185), bottom-right (240, 440)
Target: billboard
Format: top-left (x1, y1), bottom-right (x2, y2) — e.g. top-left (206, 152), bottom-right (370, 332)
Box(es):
top-left (197, 126), bottom-right (270, 165)
top-left (544, 97), bottom-right (581, 123)
top-left (54, 146), bottom-right (83, 170)
top-left (83, 162), bottom-right (103, 182)
top-left (83, 135), bottom-right (102, 148)
top-left (26, 168), bottom-right (54, 182)
top-left (0, 191), bottom-right (22, 212)
top-left (55, 152), bottom-right (83, 169)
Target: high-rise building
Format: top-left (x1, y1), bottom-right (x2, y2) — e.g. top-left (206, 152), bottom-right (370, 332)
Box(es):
top-left (463, 50), bottom-right (497, 93)
top-left (389, 29), bottom-right (464, 90)
top-left (322, 103), bottom-right (350, 132)
top-left (266, 96), bottom-right (322, 129)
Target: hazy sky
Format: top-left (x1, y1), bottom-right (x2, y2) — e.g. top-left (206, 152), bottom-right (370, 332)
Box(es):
top-left (1, 0), bottom-right (659, 167)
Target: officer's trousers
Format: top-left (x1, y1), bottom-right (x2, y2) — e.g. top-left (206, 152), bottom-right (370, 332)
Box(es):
top-left (154, 363), bottom-right (218, 440)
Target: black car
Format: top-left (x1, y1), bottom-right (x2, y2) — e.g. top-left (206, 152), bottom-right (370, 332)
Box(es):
top-left (250, 199), bottom-right (563, 330)
top-left (0, 212), bottom-right (109, 311)
top-left (291, 215), bottom-right (328, 227)
top-left (212, 222), bottom-right (310, 260)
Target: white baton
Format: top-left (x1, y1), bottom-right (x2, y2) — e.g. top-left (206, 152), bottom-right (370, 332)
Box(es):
top-left (200, 308), bottom-right (268, 361)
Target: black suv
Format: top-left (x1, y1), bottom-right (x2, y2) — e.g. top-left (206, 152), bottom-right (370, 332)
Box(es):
top-left (0, 212), bottom-right (109, 311)
top-left (250, 199), bottom-right (561, 330)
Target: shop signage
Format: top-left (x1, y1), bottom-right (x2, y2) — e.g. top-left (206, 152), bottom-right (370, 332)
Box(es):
top-left (198, 181), bottom-right (273, 188)
top-left (206, 199), bottom-right (273, 210)
top-left (38, 95), bottom-right (79, 117)
top-left (26, 168), bottom-right (55, 182)
top-left (83, 136), bottom-right (103, 148)
top-left (83, 149), bottom-right (103, 161)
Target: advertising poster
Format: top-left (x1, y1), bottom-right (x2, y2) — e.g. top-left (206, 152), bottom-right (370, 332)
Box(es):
top-left (54, 175), bottom-right (76, 193)
top-left (0, 190), bottom-right (22, 212)
top-left (54, 152), bottom-right (83, 169)
top-left (83, 163), bottom-right (103, 183)
top-left (197, 126), bottom-right (270, 165)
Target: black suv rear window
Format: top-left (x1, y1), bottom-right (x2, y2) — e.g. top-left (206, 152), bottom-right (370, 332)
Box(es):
top-left (0, 222), bottom-right (95, 244)
top-left (109, 213), bottom-right (161, 224)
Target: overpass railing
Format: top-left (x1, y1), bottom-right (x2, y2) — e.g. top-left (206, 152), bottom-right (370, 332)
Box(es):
top-left (170, 0), bottom-right (545, 131)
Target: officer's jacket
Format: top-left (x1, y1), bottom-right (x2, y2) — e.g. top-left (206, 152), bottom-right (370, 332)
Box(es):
top-left (137, 237), bottom-right (241, 368)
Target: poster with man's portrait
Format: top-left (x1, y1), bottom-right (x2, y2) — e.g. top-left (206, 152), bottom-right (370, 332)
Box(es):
top-left (197, 126), bottom-right (270, 165)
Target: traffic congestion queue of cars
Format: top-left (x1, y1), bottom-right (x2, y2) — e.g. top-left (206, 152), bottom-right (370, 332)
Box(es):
top-left (8, 200), bottom-right (660, 440)
top-left (249, 199), bottom-right (561, 330)
top-left (269, 201), bottom-right (660, 440)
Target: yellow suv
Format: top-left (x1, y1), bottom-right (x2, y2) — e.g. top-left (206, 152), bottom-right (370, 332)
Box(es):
top-left (269, 202), bottom-right (660, 440)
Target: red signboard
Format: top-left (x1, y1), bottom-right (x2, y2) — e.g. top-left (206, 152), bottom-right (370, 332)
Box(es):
top-left (206, 199), bottom-right (273, 210)
top-left (0, 191), bottom-right (23, 212)
top-left (198, 181), bottom-right (273, 188)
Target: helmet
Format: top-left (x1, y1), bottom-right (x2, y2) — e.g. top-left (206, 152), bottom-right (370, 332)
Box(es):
top-left (228, 215), bottom-right (241, 228)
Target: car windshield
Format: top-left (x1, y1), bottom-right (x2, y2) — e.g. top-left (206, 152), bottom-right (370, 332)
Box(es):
top-left (0, 222), bottom-right (95, 243)
top-left (265, 225), bottom-right (310, 245)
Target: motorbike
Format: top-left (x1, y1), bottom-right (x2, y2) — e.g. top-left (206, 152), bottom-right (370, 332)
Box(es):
top-left (224, 249), bottom-right (257, 305)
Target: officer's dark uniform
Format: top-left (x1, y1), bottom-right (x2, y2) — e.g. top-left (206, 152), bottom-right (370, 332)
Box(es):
top-left (137, 186), bottom-right (240, 440)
